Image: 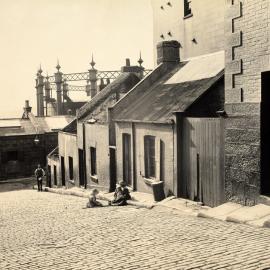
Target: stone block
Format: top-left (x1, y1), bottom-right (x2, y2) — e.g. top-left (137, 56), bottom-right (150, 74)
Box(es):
top-left (227, 31), bottom-right (242, 48)
top-left (225, 102), bottom-right (260, 115)
top-left (226, 2), bottom-right (242, 20)
top-left (225, 88), bottom-right (241, 103)
top-left (226, 59), bottom-right (242, 75)
top-left (225, 127), bottom-right (260, 144)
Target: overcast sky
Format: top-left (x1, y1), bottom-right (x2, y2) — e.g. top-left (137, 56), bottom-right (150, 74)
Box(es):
top-left (0, 0), bottom-right (153, 118)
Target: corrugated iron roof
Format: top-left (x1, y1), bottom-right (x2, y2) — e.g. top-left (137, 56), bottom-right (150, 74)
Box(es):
top-left (114, 52), bottom-right (225, 123)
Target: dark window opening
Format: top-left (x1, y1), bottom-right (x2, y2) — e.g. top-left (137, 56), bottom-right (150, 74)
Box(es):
top-left (184, 0), bottom-right (192, 17)
top-left (69, 156), bottom-right (74, 180)
top-left (7, 151), bottom-right (18, 161)
top-left (144, 136), bottom-right (156, 178)
top-left (90, 147), bottom-right (97, 176)
top-left (122, 133), bottom-right (132, 186)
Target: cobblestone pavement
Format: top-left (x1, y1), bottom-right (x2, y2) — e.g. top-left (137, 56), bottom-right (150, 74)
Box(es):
top-left (1, 188), bottom-right (270, 270)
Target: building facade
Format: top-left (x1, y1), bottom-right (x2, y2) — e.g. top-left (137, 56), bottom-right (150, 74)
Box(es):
top-left (0, 101), bottom-right (74, 180)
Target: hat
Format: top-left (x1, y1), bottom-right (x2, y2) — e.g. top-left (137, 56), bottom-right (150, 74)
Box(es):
top-left (119, 181), bottom-right (126, 187)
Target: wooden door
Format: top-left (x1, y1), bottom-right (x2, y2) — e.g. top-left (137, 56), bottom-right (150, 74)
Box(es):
top-left (78, 149), bottom-right (85, 187)
top-left (61, 156), bottom-right (65, 186)
top-left (53, 165), bottom-right (57, 186)
top-left (122, 134), bottom-right (132, 186)
top-left (181, 117), bottom-right (225, 207)
top-left (109, 147), bottom-right (117, 192)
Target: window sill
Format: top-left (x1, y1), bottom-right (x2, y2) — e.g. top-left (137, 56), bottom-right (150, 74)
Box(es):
top-left (183, 13), bottom-right (193, 19)
top-left (143, 177), bottom-right (157, 186)
top-left (90, 175), bottom-right (98, 184)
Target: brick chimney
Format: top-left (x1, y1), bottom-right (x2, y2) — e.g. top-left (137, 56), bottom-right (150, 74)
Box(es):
top-left (24, 100), bottom-right (32, 113)
top-left (156, 40), bottom-right (180, 65)
top-left (121, 58), bottom-right (144, 78)
top-left (22, 100), bottom-right (32, 119)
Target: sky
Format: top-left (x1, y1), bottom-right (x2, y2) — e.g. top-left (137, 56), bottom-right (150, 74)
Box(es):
top-left (0, 0), bottom-right (154, 118)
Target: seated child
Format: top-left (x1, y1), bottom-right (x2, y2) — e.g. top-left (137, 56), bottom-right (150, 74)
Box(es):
top-left (86, 189), bottom-right (103, 208)
top-left (110, 181), bottom-right (131, 206)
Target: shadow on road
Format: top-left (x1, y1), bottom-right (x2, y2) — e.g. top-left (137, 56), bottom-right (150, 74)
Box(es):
top-left (0, 178), bottom-right (36, 193)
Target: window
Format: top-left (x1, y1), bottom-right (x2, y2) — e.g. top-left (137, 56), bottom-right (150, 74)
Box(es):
top-left (122, 133), bottom-right (131, 186)
top-left (184, 0), bottom-right (192, 17)
top-left (68, 156), bottom-right (74, 180)
top-left (144, 136), bottom-right (156, 178)
top-left (90, 147), bottom-right (97, 176)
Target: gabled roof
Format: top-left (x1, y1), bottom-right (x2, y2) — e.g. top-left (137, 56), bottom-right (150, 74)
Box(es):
top-left (77, 72), bottom-right (140, 121)
top-left (113, 51), bottom-right (225, 123)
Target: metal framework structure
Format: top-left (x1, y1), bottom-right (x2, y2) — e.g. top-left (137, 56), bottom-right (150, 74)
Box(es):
top-left (48, 69), bottom-right (151, 84)
top-left (51, 84), bottom-right (86, 92)
top-left (48, 69), bottom-right (152, 91)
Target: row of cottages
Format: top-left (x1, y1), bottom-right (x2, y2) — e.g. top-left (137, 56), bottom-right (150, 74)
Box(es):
top-left (112, 42), bottom-right (225, 207)
top-left (48, 62), bottom-right (142, 191)
top-left (48, 0), bottom-right (270, 206)
top-left (48, 41), bottom-right (225, 207)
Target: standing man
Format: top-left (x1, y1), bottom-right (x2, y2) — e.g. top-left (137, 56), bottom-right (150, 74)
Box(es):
top-left (35, 164), bottom-right (45, 192)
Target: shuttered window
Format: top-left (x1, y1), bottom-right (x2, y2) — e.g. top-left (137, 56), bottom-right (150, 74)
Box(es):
top-left (144, 136), bottom-right (156, 178)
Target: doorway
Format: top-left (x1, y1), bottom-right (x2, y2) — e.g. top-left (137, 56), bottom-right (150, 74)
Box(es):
top-left (180, 117), bottom-right (225, 207)
top-left (53, 165), bottom-right (57, 186)
top-left (109, 147), bottom-right (117, 192)
top-left (122, 133), bottom-right (132, 186)
top-left (78, 149), bottom-right (85, 187)
top-left (261, 71), bottom-right (270, 195)
top-left (60, 156), bottom-right (65, 186)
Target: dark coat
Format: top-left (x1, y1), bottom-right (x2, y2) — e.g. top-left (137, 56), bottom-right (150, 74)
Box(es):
top-left (111, 187), bottom-right (131, 206)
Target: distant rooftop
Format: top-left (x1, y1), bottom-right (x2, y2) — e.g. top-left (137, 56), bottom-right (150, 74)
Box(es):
top-left (0, 115), bottom-right (75, 137)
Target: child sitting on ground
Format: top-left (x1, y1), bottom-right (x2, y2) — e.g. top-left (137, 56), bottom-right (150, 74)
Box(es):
top-left (86, 189), bottom-right (103, 208)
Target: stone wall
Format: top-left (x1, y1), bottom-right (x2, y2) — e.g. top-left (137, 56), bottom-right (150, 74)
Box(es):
top-left (224, 0), bottom-right (270, 205)
top-left (151, 0), bottom-right (226, 63)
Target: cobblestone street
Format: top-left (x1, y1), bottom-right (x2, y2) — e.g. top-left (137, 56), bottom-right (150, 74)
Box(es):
top-left (1, 187), bottom-right (270, 270)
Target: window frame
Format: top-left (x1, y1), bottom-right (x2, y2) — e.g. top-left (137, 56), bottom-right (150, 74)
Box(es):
top-left (184, 0), bottom-right (193, 18)
top-left (144, 135), bottom-right (156, 179)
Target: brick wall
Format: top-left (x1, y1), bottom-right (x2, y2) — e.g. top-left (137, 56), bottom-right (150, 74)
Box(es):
top-left (151, 0), bottom-right (226, 63)
top-left (0, 135), bottom-right (46, 180)
top-left (224, 0), bottom-right (270, 205)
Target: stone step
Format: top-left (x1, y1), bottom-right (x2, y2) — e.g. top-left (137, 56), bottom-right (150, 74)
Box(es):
top-left (226, 204), bottom-right (270, 224)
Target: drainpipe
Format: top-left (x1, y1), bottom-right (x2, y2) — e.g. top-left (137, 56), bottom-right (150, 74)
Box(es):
top-left (132, 122), bottom-right (137, 191)
top-left (82, 122), bottom-right (87, 189)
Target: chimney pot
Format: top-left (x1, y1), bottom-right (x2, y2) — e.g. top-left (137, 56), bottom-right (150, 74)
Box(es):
top-left (156, 40), bottom-right (180, 65)
top-left (126, 58), bottom-right (131, 67)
